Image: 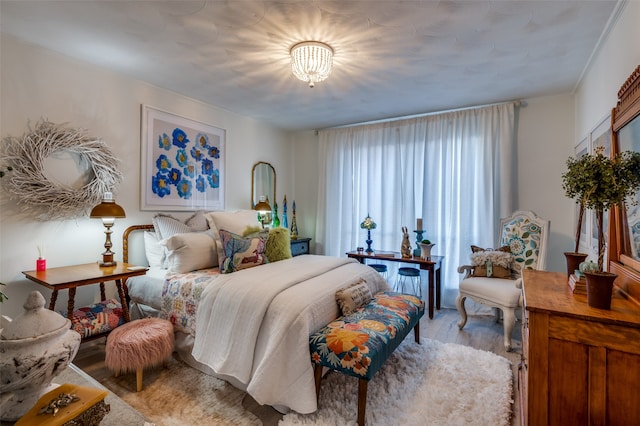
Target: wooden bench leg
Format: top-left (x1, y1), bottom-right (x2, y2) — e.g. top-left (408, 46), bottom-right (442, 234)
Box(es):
top-left (357, 378), bottom-right (368, 426)
top-left (414, 322), bottom-right (420, 343)
top-left (314, 364), bottom-right (323, 402)
top-left (136, 368), bottom-right (143, 392)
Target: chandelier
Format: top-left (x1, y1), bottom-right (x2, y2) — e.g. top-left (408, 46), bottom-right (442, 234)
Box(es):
top-left (290, 41), bottom-right (334, 88)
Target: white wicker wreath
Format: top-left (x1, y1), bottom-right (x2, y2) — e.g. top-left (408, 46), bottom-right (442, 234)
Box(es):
top-left (1, 119), bottom-right (123, 221)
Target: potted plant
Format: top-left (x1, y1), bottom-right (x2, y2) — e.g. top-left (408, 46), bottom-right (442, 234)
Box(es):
top-left (418, 239), bottom-right (435, 260)
top-left (562, 146), bottom-right (640, 308)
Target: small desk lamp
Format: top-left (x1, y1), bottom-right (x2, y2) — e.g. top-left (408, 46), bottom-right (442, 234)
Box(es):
top-left (360, 214), bottom-right (377, 254)
top-left (254, 196), bottom-right (272, 229)
top-left (90, 192), bottom-right (126, 267)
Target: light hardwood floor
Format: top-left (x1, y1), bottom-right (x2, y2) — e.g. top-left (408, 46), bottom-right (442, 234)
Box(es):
top-left (74, 307), bottom-right (522, 425)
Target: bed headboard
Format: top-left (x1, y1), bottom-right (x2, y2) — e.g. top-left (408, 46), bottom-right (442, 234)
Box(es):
top-left (123, 224), bottom-right (154, 265)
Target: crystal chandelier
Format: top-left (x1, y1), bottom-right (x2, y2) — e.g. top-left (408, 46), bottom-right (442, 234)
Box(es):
top-left (290, 41), bottom-right (334, 88)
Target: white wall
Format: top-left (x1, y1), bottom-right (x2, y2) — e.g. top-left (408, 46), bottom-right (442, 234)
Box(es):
top-left (516, 94), bottom-right (577, 273)
top-left (575, 1), bottom-right (640, 139)
top-left (0, 35), bottom-right (292, 319)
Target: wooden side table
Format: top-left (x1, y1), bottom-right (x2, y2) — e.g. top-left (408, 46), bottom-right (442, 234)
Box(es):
top-left (346, 251), bottom-right (443, 319)
top-left (23, 262), bottom-right (148, 324)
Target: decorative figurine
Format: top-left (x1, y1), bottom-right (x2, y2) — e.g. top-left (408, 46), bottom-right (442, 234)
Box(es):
top-left (290, 200), bottom-right (299, 239)
top-left (401, 226), bottom-right (412, 258)
top-left (282, 195), bottom-right (288, 229)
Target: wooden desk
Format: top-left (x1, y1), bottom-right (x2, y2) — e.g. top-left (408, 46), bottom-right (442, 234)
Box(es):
top-left (23, 262), bottom-right (148, 323)
top-left (346, 251), bottom-right (443, 319)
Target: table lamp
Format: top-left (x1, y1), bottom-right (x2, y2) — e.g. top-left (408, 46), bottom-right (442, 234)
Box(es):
top-left (90, 192), bottom-right (126, 267)
top-left (254, 195), bottom-right (272, 229)
top-left (360, 214), bottom-right (377, 254)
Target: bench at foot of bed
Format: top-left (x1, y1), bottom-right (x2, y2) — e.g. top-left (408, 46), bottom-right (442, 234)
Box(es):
top-left (309, 291), bottom-right (425, 426)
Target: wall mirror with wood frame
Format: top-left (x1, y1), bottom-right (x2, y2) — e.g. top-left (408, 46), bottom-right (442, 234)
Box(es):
top-left (609, 64), bottom-right (640, 304)
top-left (251, 161), bottom-right (276, 209)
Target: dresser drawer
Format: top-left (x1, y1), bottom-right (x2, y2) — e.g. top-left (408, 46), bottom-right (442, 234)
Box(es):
top-left (290, 238), bottom-right (311, 256)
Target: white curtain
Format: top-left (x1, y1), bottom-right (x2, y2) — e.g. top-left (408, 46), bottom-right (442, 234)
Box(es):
top-left (315, 102), bottom-right (516, 309)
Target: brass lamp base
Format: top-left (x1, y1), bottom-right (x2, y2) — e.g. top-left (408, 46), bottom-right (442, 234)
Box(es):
top-left (98, 252), bottom-right (117, 267)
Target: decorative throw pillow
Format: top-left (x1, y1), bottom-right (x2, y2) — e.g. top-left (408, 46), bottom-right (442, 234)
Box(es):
top-left (335, 279), bottom-right (373, 316)
top-left (152, 212), bottom-right (209, 239)
top-left (219, 229), bottom-right (269, 273)
top-left (470, 245), bottom-right (513, 279)
top-left (205, 210), bottom-right (262, 266)
top-left (265, 227), bottom-right (292, 262)
top-left (162, 230), bottom-right (218, 273)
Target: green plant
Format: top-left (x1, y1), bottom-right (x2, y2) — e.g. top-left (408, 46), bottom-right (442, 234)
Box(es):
top-left (562, 147), bottom-right (640, 270)
top-left (421, 239), bottom-right (431, 244)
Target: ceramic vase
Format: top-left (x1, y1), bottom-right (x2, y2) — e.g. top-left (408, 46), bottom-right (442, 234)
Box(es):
top-left (418, 243), bottom-right (435, 260)
top-left (0, 291), bottom-right (81, 421)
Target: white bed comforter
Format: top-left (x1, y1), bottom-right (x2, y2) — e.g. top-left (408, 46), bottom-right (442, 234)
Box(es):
top-left (191, 254), bottom-right (389, 414)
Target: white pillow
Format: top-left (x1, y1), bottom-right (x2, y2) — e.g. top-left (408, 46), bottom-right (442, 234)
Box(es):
top-left (162, 230), bottom-right (218, 273)
top-left (152, 212), bottom-right (209, 240)
top-left (152, 212), bottom-right (210, 268)
top-left (205, 210), bottom-right (261, 265)
top-left (143, 231), bottom-right (165, 269)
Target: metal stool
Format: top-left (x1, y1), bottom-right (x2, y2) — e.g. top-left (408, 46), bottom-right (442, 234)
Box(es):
top-left (369, 264), bottom-right (388, 280)
top-left (396, 267), bottom-right (421, 297)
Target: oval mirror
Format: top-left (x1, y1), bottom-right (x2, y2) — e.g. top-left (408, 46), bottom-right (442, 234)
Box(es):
top-left (251, 162), bottom-right (276, 208)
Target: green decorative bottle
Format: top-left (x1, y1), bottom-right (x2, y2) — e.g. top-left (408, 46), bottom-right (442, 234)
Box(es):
top-left (271, 202), bottom-right (280, 228)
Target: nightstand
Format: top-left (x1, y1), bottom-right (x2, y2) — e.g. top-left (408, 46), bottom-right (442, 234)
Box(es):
top-left (290, 237), bottom-right (311, 256)
top-left (23, 262), bottom-right (148, 340)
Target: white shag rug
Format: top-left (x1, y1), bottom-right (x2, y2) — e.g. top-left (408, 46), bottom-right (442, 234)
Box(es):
top-left (280, 337), bottom-right (513, 426)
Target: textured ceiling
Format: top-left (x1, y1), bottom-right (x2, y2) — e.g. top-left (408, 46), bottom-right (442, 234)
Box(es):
top-left (0, 1), bottom-right (619, 131)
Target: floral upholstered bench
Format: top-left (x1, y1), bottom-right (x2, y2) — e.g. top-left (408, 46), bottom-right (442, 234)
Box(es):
top-left (309, 291), bottom-right (424, 426)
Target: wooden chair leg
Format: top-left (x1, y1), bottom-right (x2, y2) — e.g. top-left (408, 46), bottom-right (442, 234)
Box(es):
top-left (136, 368), bottom-right (143, 392)
top-left (414, 322), bottom-right (420, 343)
top-left (357, 378), bottom-right (368, 426)
top-left (314, 364), bottom-right (323, 403)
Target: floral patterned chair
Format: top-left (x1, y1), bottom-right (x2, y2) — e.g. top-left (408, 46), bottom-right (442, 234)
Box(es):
top-left (456, 210), bottom-right (549, 351)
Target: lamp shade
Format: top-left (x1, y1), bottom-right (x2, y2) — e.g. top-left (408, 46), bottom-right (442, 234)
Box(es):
top-left (90, 193), bottom-right (126, 219)
top-left (254, 199), bottom-right (272, 213)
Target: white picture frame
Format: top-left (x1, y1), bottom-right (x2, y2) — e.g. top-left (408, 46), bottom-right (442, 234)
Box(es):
top-left (140, 105), bottom-right (225, 211)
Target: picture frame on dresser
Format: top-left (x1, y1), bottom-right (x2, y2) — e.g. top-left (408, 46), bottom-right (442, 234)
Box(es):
top-left (140, 105), bottom-right (226, 211)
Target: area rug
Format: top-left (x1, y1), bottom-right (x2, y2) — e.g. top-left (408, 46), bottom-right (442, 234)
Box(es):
top-left (280, 337), bottom-right (513, 426)
top-left (89, 337), bottom-right (512, 426)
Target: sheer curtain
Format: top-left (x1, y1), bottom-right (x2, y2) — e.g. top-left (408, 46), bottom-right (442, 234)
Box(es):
top-left (315, 102), bottom-right (516, 309)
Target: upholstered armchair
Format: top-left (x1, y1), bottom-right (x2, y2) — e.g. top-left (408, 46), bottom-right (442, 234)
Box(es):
top-left (456, 210), bottom-right (549, 351)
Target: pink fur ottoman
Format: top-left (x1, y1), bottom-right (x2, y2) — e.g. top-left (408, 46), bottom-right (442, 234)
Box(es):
top-left (105, 318), bottom-right (174, 391)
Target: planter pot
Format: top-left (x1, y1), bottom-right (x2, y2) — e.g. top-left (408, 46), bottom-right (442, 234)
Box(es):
top-left (418, 243), bottom-right (435, 260)
top-left (584, 271), bottom-right (617, 310)
top-left (564, 252), bottom-right (588, 278)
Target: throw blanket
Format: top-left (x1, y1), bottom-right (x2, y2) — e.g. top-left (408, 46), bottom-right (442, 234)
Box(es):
top-left (161, 269), bottom-right (220, 335)
top-left (192, 255), bottom-right (389, 414)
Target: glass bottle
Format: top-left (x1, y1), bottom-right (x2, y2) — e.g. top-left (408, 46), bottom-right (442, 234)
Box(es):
top-left (271, 202), bottom-right (280, 228)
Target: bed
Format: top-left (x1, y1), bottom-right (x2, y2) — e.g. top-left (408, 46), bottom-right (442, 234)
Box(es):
top-left (121, 211), bottom-right (389, 414)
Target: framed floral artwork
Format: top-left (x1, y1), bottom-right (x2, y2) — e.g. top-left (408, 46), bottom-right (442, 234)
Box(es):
top-left (141, 105), bottom-right (225, 211)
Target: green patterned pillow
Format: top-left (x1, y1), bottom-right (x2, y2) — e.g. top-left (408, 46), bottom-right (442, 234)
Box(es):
top-left (219, 229), bottom-right (269, 273)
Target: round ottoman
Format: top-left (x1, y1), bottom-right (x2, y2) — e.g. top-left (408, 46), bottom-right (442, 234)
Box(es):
top-left (105, 318), bottom-right (174, 392)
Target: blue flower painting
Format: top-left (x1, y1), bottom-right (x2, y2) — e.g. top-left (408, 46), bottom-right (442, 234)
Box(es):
top-left (144, 106), bottom-right (225, 210)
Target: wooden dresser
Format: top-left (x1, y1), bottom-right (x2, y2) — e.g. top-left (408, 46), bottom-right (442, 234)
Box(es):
top-left (520, 270), bottom-right (640, 425)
